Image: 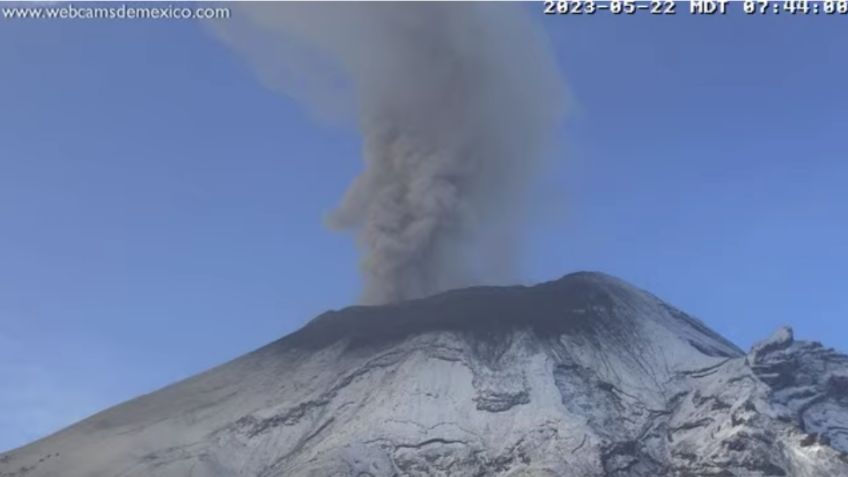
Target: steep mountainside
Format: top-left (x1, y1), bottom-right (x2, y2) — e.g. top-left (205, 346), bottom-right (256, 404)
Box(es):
top-left (2, 272), bottom-right (847, 476)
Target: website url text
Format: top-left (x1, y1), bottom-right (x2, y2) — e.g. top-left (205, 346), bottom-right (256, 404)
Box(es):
top-left (2, 3), bottom-right (231, 21)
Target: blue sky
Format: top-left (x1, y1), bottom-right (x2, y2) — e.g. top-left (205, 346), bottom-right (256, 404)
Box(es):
top-left (1, 6), bottom-right (846, 451)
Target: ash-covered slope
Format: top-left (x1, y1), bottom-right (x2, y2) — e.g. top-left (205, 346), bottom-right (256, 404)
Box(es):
top-left (2, 272), bottom-right (847, 477)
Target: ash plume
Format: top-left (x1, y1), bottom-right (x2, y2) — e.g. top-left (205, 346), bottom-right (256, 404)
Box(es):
top-left (211, 4), bottom-right (564, 304)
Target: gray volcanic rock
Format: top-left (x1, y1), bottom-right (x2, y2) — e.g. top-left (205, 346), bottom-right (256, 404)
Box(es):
top-left (2, 272), bottom-right (847, 476)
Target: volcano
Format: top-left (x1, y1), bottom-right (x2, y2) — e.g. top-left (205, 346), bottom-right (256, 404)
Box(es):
top-left (2, 272), bottom-right (847, 476)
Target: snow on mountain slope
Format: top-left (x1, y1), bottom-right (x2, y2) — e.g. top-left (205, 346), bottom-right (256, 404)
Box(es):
top-left (2, 272), bottom-right (847, 476)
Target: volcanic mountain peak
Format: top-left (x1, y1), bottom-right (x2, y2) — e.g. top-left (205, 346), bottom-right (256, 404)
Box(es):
top-left (284, 271), bottom-right (739, 358)
top-left (2, 272), bottom-right (847, 477)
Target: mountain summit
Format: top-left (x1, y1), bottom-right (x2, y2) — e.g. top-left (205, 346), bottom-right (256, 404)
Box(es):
top-left (2, 272), bottom-right (847, 476)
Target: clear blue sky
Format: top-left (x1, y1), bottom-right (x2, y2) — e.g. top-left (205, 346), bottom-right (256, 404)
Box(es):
top-left (1, 6), bottom-right (845, 451)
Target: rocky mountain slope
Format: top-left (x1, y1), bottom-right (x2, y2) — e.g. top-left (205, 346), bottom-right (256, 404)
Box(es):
top-left (2, 272), bottom-right (847, 476)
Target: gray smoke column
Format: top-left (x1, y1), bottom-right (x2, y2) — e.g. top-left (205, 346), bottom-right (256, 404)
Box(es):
top-left (211, 4), bottom-right (564, 304)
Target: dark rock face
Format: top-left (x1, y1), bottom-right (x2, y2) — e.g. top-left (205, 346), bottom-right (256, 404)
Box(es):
top-left (747, 327), bottom-right (848, 453)
top-left (2, 272), bottom-right (847, 477)
top-left (279, 272), bottom-right (741, 357)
